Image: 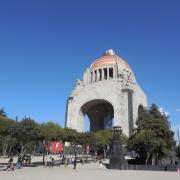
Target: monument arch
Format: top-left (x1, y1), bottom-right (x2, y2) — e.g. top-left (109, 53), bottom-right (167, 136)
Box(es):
top-left (65, 49), bottom-right (147, 136)
top-left (80, 99), bottom-right (114, 132)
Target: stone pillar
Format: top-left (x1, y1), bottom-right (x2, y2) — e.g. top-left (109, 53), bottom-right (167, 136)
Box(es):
top-left (87, 69), bottom-right (90, 83)
top-left (113, 67), bottom-right (116, 79)
top-left (90, 71), bottom-right (93, 82)
top-left (122, 89), bottom-right (134, 136)
top-left (94, 70), bottom-right (97, 82)
top-left (93, 71), bottom-right (95, 82)
top-left (102, 68), bottom-right (104, 80)
top-left (99, 69), bottom-right (101, 81)
top-left (128, 90), bottom-right (134, 136)
top-left (107, 68), bottom-right (109, 79)
top-left (77, 110), bottom-right (85, 132)
top-left (96, 70), bottom-right (98, 81)
top-left (97, 69), bottom-right (100, 81)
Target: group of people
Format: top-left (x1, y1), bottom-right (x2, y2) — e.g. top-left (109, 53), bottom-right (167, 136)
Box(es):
top-left (45, 155), bottom-right (77, 169)
top-left (4, 154), bottom-right (102, 171)
top-left (16, 154), bottom-right (31, 168)
top-left (4, 154), bottom-right (31, 171)
top-left (61, 155), bottom-right (77, 169)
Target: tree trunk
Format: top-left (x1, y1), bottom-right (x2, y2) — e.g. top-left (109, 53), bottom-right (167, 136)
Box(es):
top-left (151, 153), bottom-right (156, 165)
top-left (103, 148), bottom-right (106, 160)
top-left (8, 145), bottom-right (13, 157)
top-left (2, 142), bottom-right (8, 157)
top-left (20, 145), bottom-right (27, 157)
top-left (145, 152), bottom-right (151, 165)
top-left (33, 144), bottom-right (36, 158)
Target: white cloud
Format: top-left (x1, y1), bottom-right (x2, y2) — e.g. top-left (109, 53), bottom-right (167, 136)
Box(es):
top-left (172, 124), bottom-right (180, 131)
top-left (176, 108), bottom-right (180, 112)
top-left (171, 124), bottom-right (180, 143)
top-left (159, 107), bottom-right (169, 116)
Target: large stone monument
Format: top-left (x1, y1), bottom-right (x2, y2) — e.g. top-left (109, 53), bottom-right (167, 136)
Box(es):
top-left (65, 49), bottom-right (147, 137)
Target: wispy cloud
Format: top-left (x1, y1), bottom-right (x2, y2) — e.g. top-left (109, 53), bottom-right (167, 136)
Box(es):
top-left (171, 124), bottom-right (180, 143)
top-left (172, 124), bottom-right (180, 131)
top-left (176, 108), bottom-right (180, 112)
top-left (159, 107), bottom-right (169, 116)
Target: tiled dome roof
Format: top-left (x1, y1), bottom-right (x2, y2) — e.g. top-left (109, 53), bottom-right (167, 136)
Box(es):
top-left (90, 49), bottom-right (130, 69)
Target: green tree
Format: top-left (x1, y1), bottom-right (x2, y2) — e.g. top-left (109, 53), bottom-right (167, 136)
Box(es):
top-left (38, 121), bottom-right (62, 164)
top-left (12, 117), bottom-right (40, 155)
top-left (60, 128), bottom-right (80, 143)
top-left (128, 104), bottom-right (175, 165)
top-left (78, 132), bottom-right (96, 146)
top-left (149, 104), bottom-right (175, 164)
top-left (176, 144), bottom-right (180, 159)
top-left (128, 129), bottom-right (158, 164)
top-left (39, 121), bottom-right (62, 141)
top-left (0, 112), bottom-right (16, 157)
top-left (94, 129), bottom-right (112, 158)
top-left (95, 129), bottom-right (112, 148)
top-left (0, 108), bottom-right (7, 118)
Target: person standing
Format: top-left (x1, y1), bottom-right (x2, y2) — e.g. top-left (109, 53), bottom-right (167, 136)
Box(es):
top-left (16, 155), bottom-right (22, 169)
top-left (99, 160), bottom-right (103, 169)
top-left (94, 151), bottom-right (97, 162)
top-left (73, 157), bottom-right (77, 170)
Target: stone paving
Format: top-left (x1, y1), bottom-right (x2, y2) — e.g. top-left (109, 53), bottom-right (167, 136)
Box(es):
top-left (1, 157), bottom-right (180, 180)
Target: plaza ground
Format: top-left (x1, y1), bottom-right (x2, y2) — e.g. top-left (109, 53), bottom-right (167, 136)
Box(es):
top-left (1, 156), bottom-right (180, 180)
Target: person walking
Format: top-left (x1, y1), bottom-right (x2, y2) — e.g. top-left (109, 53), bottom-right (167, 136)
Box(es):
top-left (16, 155), bottom-right (22, 169)
top-left (73, 157), bottom-right (77, 170)
top-left (99, 160), bottom-right (103, 169)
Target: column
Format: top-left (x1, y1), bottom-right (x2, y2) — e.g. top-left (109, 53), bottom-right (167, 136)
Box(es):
top-left (95, 70), bottom-right (97, 82)
top-left (107, 68), bottom-right (109, 79)
top-left (91, 71), bottom-right (93, 82)
top-left (102, 68), bottom-right (104, 80)
top-left (122, 89), bottom-right (134, 136)
top-left (113, 67), bottom-right (116, 79)
top-left (93, 71), bottom-right (95, 82)
top-left (97, 69), bottom-right (100, 81)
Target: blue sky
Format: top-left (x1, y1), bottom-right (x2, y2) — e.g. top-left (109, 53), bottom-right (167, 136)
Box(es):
top-left (0, 0), bottom-right (180, 139)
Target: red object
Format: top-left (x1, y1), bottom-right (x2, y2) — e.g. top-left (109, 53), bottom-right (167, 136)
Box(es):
top-left (83, 144), bottom-right (90, 154)
top-left (49, 141), bottom-right (63, 154)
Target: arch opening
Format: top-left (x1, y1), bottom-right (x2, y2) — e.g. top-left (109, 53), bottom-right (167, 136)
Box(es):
top-left (81, 99), bottom-right (114, 132)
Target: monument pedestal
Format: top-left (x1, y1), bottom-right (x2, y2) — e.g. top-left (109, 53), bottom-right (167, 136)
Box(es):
top-left (109, 126), bottom-right (127, 169)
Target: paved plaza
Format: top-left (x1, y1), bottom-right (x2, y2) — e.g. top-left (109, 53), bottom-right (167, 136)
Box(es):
top-left (1, 157), bottom-right (180, 180)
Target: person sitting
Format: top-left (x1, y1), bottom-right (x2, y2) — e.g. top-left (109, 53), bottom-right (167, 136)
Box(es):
top-left (6, 158), bottom-right (14, 171)
top-left (49, 157), bottom-right (54, 168)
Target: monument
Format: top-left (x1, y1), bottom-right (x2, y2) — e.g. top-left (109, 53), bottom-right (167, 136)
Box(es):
top-left (65, 49), bottom-right (147, 137)
top-left (109, 126), bottom-right (127, 169)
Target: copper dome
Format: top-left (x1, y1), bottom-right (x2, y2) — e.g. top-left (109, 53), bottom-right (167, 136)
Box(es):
top-left (90, 49), bottom-right (130, 69)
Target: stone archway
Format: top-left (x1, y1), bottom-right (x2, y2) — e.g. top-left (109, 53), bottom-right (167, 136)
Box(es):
top-left (80, 99), bottom-right (114, 132)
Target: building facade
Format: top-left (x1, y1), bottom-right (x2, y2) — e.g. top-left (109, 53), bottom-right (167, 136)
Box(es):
top-left (65, 49), bottom-right (147, 137)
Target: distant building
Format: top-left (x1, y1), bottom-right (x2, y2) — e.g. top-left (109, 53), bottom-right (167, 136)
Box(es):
top-left (65, 49), bottom-right (147, 137)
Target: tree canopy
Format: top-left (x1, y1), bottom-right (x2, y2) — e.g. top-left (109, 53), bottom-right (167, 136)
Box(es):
top-left (128, 104), bottom-right (175, 165)
top-left (0, 105), bottom-right (176, 163)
